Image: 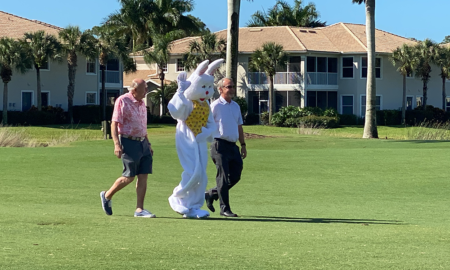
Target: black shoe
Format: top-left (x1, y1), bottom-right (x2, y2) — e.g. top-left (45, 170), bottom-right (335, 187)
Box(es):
top-left (220, 211), bottom-right (238, 217)
top-left (205, 193), bottom-right (215, 212)
top-left (100, 191), bottom-right (112, 215)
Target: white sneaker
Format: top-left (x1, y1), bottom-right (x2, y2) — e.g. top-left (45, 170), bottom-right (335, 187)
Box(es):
top-left (134, 209), bottom-right (156, 218)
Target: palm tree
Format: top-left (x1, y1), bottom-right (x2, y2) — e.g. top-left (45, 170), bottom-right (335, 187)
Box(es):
top-left (226, 0), bottom-right (253, 93)
top-left (59, 26), bottom-right (97, 123)
top-left (390, 44), bottom-right (416, 124)
top-left (151, 0), bottom-right (200, 36)
top-left (148, 81), bottom-right (178, 113)
top-left (182, 32), bottom-right (226, 71)
top-left (22, 31), bottom-right (62, 111)
top-left (353, 0), bottom-right (377, 138)
top-left (143, 30), bottom-right (183, 115)
top-left (434, 45), bottom-right (450, 110)
top-left (0, 38), bottom-right (31, 124)
top-left (413, 39), bottom-right (438, 109)
top-left (91, 26), bottom-right (136, 125)
top-left (249, 42), bottom-right (287, 124)
top-left (246, 0), bottom-right (326, 27)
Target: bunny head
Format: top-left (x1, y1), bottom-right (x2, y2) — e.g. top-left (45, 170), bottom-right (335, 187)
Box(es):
top-left (184, 59), bottom-right (224, 102)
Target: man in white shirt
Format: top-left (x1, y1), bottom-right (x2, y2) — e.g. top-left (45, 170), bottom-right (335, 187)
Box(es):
top-left (205, 78), bottom-right (247, 217)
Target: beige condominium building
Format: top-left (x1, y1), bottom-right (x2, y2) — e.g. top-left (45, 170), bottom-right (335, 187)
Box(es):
top-left (129, 23), bottom-right (450, 117)
top-left (0, 11), bottom-right (124, 112)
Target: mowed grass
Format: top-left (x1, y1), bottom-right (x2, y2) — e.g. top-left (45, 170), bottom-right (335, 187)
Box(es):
top-left (1, 125), bottom-right (450, 269)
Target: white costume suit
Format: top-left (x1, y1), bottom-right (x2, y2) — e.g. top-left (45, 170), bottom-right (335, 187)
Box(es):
top-left (167, 59), bottom-right (223, 218)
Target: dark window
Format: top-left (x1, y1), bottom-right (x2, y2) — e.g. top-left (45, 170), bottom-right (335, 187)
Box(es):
top-left (406, 96), bottom-right (413, 110)
top-left (41, 61), bottom-right (49, 70)
top-left (317, 57), bottom-right (327, 72)
top-left (342, 96), bottom-right (353, 115)
top-left (41, 92), bottom-right (49, 107)
top-left (87, 61), bottom-right (96, 74)
top-left (307, 56), bottom-right (316, 72)
top-left (106, 59), bottom-right (119, 71)
top-left (307, 91), bottom-right (338, 110)
top-left (328, 58), bottom-right (338, 73)
top-left (288, 56), bottom-right (301, 73)
top-left (361, 57), bottom-right (381, 78)
top-left (177, 59), bottom-right (185, 72)
top-left (342, 57), bottom-right (353, 78)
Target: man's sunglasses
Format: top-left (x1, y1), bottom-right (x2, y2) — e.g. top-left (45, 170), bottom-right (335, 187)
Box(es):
top-left (223, 85), bottom-right (235, 89)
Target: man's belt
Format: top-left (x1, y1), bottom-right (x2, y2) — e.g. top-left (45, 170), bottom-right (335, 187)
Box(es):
top-left (120, 135), bottom-right (146, 141)
top-left (215, 138), bottom-right (236, 144)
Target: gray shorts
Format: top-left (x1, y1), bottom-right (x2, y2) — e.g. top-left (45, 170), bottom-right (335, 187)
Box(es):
top-left (120, 137), bottom-right (153, 177)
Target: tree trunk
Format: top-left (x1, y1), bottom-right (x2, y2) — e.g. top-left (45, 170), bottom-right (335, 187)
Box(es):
top-left (442, 75), bottom-right (446, 111)
top-left (362, 0), bottom-right (378, 139)
top-left (268, 74), bottom-right (274, 124)
top-left (67, 64), bottom-right (76, 124)
top-left (226, 0), bottom-right (240, 86)
top-left (159, 70), bottom-right (165, 115)
top-left (67, 53), bottom-right (78, 124)
top-left (101, 65), bottom-right (106, 120)
top-left (2, 82), bottom-right (7, 125)
top-left (401, 74), bottom-right (406, 125)
top-left (422, 79), bottom-right (428, 108)
top-left (36, 67), bottom-right (42, 111)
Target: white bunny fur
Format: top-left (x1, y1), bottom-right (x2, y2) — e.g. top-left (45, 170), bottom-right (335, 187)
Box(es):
top-left (167, 59), bottom-right (224, 218)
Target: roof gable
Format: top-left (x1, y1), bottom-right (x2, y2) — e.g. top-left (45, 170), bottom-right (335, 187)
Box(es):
top-left (0, 11), bottom-right (62, 39)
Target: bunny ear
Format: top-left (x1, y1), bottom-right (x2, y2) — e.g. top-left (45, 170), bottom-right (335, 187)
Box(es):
top-left (205, 59), bottom-right (225, 76)
top-left (195, 60), bottom-right (210, 76)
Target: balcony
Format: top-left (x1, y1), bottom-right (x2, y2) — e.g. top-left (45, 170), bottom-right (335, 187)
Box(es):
top-left (99, 70), bottom-right (121, 84)
top-left (247, 72), bottom-right (302, 85)
top-left (306, 72), bottom-right (337, 85)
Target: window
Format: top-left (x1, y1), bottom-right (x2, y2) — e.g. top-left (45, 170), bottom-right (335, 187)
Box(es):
top-left (86, 92), bottom-right (97, 105)
top-left (162, 63), bottom-right (168, 73)
top-left (406, 70), bottom-right (413, 78)
top-left (21, 91), bottom-right (34, 111)
top-left (406, 96), bottom-right (414, 110)
top-left (288, 56), bottom-right (301, 73)
top-left (87, 60), bottom-right (96, 74)
top-left (446, 97), bottom-right (450, 112)
top-left (176, 59), bottom-right (185, 72)
top-left (41, 91), bottom-right (50, 107)
top-left (306, 56), bottom-right (338, 85)
top-left (361, 57), bottom-right (381, 78)
top-left (342, 57), bottom-right (353, 78)
top-left (41, 60), bottom-right (49, 71)
top-left (361, 95), bottom-right (381, 117)
top-left (341, 95), bottom-right (354, 115)
top-left (306, 91), bottom-right (338, 110)
top-left (416, 96), bottom-right (423, 107)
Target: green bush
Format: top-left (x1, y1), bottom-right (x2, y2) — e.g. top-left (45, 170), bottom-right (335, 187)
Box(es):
top-left (232, 96), bottom-right (248, 117)
top-left (3, 106), bottom-right (67, 126)
top-left (376, 110), bottom-right (401, 126)
top-left (297, 116), bottom-right (339, 128)
top-left (260, 111), bottom-right (269, 125)
top-left (339, 114), bottom-right (362, 125)
top-left (323, 107), bottom-right (339, 117)
top-left (244, 113), bottom-right (260, 125)
top-left (300, 107), bottom-right (323, 117)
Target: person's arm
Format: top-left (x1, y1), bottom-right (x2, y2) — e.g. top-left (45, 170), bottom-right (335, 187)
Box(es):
top-left (111, 121), bottom-right (122, 159)
top-left (238, 125), bottom-right (247, 159)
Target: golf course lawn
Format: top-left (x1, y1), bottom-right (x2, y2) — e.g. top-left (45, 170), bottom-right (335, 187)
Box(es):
top-left (1, 125), bottom-right (449, 269)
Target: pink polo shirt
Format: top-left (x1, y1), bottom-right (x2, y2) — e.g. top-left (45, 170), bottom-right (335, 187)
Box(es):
top-left (112, 92), bottom-right (147, 137)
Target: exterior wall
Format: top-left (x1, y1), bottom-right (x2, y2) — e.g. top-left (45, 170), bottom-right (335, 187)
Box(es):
top-left (0, 56), bottom-right (121, 111)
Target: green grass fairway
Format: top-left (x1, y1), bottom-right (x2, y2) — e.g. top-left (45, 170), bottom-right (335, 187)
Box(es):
top-left (1, 126), bottom-right (450, 269)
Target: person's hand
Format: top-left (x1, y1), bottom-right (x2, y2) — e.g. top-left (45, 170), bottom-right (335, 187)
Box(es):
top-left (241, 145), bottom-right (247, 159)
top-left (114, 144), bottom-right (122, 158)
top-left (177, 72), bottom-right (191, 93)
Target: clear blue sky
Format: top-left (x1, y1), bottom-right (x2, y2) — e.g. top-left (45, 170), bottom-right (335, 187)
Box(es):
top-left (2, 0), bottom-right (449, 42)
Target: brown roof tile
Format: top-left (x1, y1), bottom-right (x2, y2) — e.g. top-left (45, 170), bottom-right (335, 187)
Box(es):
top-left (123, 70), bottom-right (171, 87)
top-left (0, 11), bottom-right (62, 39)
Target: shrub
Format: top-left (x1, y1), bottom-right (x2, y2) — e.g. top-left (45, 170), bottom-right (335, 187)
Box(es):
top-left (297, 116), bottom-right (339, 129)
top-left (339, 114), bottom-right (362, 125)
top-left (323, 107), bottom-right (339, 117)
top-left (260, 112), bottom-right (269, 125)
top-left (244, 113), bottom-right (260, 125)
top-left (232, 96), bottom-right (248, 117)
top-left (73, 105), bottom-right (113, 124)
top-left (300, 107), bottom-right (323, 117)
top-left (376, 110), bottom-right (401, 126)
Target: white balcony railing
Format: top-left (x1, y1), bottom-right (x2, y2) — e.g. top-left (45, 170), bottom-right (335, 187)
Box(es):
top-left (306, 72), bottom-right (338, 85)
top-left (99, 70), bottom-right (120, 84)
top-left (247, 72), bottom-right (302, 85)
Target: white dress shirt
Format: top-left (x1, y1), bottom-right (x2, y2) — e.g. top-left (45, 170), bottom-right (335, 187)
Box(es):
top-left (211, 96), bottom-right (243, 143)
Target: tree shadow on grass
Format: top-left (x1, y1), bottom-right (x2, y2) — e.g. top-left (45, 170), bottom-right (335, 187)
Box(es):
top-left (160, 215), bottom-right (404, 225)
top-left (385, 140), bottom-right (449, 144)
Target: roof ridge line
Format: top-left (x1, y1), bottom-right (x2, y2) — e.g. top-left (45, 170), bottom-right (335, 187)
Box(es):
top-left (0, 10), bottom-right (62, 30)
top-left (286, 26), bottom-right (307, 51)
top-left (341, 22), bottom-right (367, 51)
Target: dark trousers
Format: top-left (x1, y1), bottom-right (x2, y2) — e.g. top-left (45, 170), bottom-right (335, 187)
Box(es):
top-left (207, 139), bottom-right (243, 213)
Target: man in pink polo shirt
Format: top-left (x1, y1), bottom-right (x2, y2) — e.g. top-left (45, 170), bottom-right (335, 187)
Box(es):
top-left (100, 78), bottom-right (156, 218)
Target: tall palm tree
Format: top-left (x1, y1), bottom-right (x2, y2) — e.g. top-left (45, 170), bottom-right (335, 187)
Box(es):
top-left (143, 30), bottom-right (183, 115)
top-left (249, 42), bottom-right (287, 124)
top-left (59, 26), bottom-right (97, 124)
top-left (22, 31), bottom-right (62, 111)
top-left (151, 0), bottom-right (200, 35)
top-left (247, 0), bottom-right (326, 27)
top-left (0, 38), bottom-right (31, 124)
top-left (226, 0), bottom-right (253, 92)
top-left (353, 0), bottom-right (377, 138)
top-left (434, 45), bottom-right (450, 110)
top-left (182, 32), bottom-right (226, 71)
top-left (91, 26), bottom-right (136, 124)
top-left (148, 81), bottom-right (178, 113)
top-left (413, 39), bottom-right (438, 109)
top-left (390, 44), bottom-right (416, 124)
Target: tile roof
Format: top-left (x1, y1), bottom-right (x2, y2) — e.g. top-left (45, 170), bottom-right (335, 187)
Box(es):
top-left (0, 11), bottom-right (62, 39)
top-left (166, 23), bottom-right (416, 55)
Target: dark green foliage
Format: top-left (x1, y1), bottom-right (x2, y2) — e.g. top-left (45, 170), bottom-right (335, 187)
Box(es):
top-left (376, 110), bottom-right (401, 126)
top-left (270, 105), bottom-right (339, 128)
top-left (297, 115), bottom-right (339, 128)
top-left (232, 96), bottom-right (248, 118)
top-left (323, 107), bottom-right (339, 117)
top-left (73, 105), bottom-right (114, 124)
top-left (339, 114), bottom-right (363, 125)
top-left (260, 111), bottom-right (269, 125)
top-left (301, 106), bottom-right (323, 116)
top-left (244, 113), bottom-right (260, 125)
top-left (405, 105), bottom-right (449, 125)
top-left (3, 106), bottom-right (66, 126)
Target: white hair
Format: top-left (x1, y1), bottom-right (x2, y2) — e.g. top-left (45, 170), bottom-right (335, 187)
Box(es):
top-left (128, 81), bottom-right (139, 92)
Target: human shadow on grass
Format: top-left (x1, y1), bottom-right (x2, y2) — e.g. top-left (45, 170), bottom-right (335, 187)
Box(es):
top-left (160, 216), bottom-right (404, 225)
top-left (385, 140), bottom-right (448, 144)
